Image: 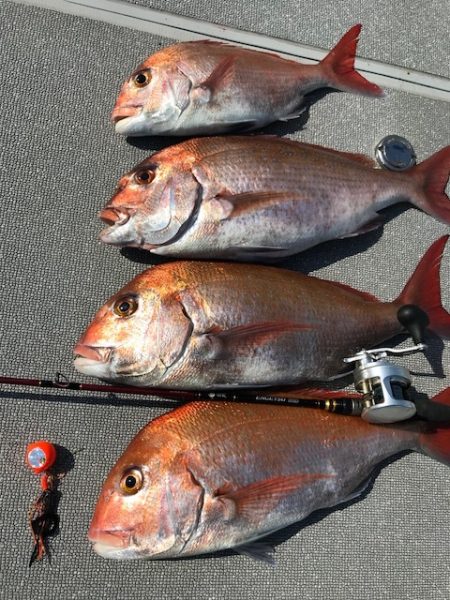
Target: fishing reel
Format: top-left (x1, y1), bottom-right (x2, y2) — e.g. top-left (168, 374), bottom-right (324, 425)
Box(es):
top-left (344, 305), bottom-right (429, 424)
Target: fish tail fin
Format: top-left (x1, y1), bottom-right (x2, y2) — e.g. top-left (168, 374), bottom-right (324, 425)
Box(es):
top-left (320, 24), bottom-right (384, 97)
top-left (420, 388), bottom-right (450, 466)
top-left (395, 236), bottom-right (450, 339)
top-left (408, 146), bottom-right (450, 224)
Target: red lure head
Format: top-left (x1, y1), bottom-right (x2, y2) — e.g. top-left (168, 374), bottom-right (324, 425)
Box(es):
top-left (26, 441), bottom-right (57, 475)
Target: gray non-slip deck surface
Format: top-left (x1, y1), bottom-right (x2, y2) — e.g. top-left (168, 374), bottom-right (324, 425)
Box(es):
top-left (1, 1), bottom-right (450, 599)
top-left (129, 0), bottom-right (450, 77)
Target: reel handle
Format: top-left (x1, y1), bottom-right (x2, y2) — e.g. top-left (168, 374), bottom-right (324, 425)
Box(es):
top-left (397, 304), bottom-right (429, 345)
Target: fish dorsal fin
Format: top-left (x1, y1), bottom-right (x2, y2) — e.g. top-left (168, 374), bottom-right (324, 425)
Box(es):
top-left (184, 39), bottom-right (230, 47)
top-left (215, 473), bottom-right (334, 521)
top-left (184, 39), bottom-right (284, 61)
top-left (326, 280), bottom-right (380, 303)
top-left (298, 142), bottom-right (376, 168)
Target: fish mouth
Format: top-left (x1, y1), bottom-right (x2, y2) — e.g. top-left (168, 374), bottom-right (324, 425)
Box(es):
top-left (88, 528), bottom-right (139, 559)
top-left (73, 344), bottom-right (114, 378)
top-left (74, 344), bottom-right (112, 362)
top-left (111, 104), bottom-right (142, 124)
top-left (98, 210), bottom-right (142, 247)
top-left (99, 207), bottom-right (131, 227)
top-left (112, 113), bottom-right (150, 136)
top-left (90, 542), bottom-right (137, 560)
top-left (88, 526), bottom-right (133, 547)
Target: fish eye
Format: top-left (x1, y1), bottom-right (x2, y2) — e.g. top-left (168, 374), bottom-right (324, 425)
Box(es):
top-left (133, 70), bottom-right (151, 88)
top-left (120, 468), bottom-right (143, 495)
top-left (134, 168), bottom-right (155, 185)
top-left (113, 296), bottom-right (138, 318)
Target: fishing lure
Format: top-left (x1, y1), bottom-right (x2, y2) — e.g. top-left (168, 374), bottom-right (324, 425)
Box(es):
top-left (26, 441), bottom-right (61, 566)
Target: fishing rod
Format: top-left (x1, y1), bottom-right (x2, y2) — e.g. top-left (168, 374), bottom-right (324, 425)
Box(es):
top-left (0, 305), bottom-right (437, 423)
top-left (0, 347), bottom-right (427, 423)
top-left (0, 373), bottom-right (360, 412)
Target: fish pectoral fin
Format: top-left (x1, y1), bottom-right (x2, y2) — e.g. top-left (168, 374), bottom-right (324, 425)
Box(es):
top-left (235, 542), bottom-right (276, 565)
top-left (208, 191), bottom-right (293, 222)
top-left (298, 142), bottom-right (377, 168)
top-left (214, 191), bottom-right (300, 220)
top-left (215, 473), bottom-right (333, 521)
top-left (337, 214), bottom-right (384, 238)
top-left (197, 56), bottom-right (235, 98)
top-left (198, 321), bottom-right (313, 359)
top-left (207, 197), bottom-right (235, 220)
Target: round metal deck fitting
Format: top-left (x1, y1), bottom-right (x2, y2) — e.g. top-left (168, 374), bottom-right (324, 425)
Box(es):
top-left (375, 135), bottom-right (417, 171)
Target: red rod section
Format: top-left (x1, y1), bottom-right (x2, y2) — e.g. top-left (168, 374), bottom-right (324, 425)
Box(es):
top-left (0, 375), bottom-right (204, 400)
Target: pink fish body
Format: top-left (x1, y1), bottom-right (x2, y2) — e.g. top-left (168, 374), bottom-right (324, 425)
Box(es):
top-left (74, 237), bottom-right (450, 389)
top-left (111, 25), bottom-right (382, 136)
top-left (88, 392), bottom-right (450, 560)
top-left (99, 137), bottom-right (450, 260)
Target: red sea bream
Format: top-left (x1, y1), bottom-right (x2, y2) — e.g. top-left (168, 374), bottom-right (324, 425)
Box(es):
top-left (99, 137), bottom-right (450, 260)
top-left (88, 392), bottom-right (450, 561)
top-left (111, 25), bottom-right (382, 136)
top-left (74, 237), bottom-right (450, 389)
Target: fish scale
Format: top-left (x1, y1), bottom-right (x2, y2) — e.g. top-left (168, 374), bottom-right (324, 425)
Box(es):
top-left (100, 136), bottom-right (450, 260)
top-left (111, 25), bottom-right (383, 137)
top-left (88, 398), bottom-right (450, 561)
top-left (74, 238), bottom-right (450, 389)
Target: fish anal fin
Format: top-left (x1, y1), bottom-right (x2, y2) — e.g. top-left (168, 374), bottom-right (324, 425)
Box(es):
top-left (338, 214), bottom-right (384, 238)
top-left (215, 473), bottom-right (334, 521)
top-left (278, 105), bottom-right (307, 122)
top-left (337, 474), bottom-right (374, 506)
top-left (220, 120), bottom-right (258, 133)
top-left (235, 542), bottom-right (276, 565)
top-left (227, 245), bottom-right (290, 261)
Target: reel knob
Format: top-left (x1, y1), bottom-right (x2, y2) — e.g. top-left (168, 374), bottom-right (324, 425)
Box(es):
top-left (397, 304), bottom-right (429, 345)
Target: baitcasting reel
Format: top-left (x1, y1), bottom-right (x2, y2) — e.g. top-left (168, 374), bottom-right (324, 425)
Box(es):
top-left (344, 305), bottom-right (429, 424)
top-left (345, 345), bottom-right (422, 424)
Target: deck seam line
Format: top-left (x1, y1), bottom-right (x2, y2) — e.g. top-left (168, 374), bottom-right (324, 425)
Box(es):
top-left (9, 0), bottom-right (450, 103)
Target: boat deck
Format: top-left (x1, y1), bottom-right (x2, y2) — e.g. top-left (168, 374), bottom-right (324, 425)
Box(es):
top-left (1, 1), bottom-right (449, 598)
